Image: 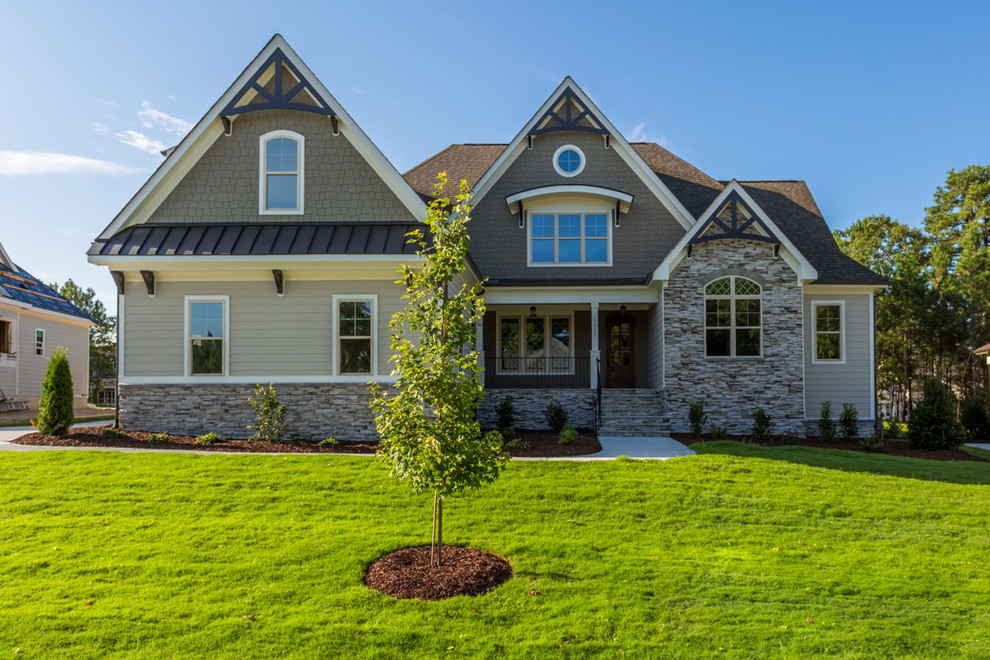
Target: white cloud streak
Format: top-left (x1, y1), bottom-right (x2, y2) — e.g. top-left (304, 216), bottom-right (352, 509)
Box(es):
top-left (0, 151), bottom-right (137, 176)
top-left (115, 130), bottom-right (167, 155)
top-left (137, 101), bottom-right (193, 136)
top-left (628, 122), bottom-right (671, 149)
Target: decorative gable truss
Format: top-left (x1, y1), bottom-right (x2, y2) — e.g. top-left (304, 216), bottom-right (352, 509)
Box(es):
top-left (689, 190), bottom-right (778, 246)
top-left (529, 88), bottom-right (608, 137)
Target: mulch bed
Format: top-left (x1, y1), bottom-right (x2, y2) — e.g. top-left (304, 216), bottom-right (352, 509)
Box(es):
top-left (672, 433), bottom-right (990, 463)
top-left (13, 425), bottom-right (602, 457)
top-left (364, 545), bottom-right (512, 600)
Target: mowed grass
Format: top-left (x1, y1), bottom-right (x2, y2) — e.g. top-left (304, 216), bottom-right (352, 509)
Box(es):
top-left (1, 448), bottom-right (989, 658)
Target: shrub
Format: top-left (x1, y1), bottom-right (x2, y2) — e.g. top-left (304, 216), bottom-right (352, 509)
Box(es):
top-left (817, 401), bottom-right (836, 441)
top-left (196, 432), bottom-right (224, 445)
top-left (494, 395), bottom-right (515, 432)
top-left (102, 427), bottom-right (127, 439)
top-left (544, 400), bottom-right (568, 432)
top-left (859, 435), bottom-right (884, 452)
top-left (908, 379), bottom-right (965, 450)
top-left (319, 437), bottom-right (339, 448)
top-left (558, 425), bottom-right (578, 445)
top-left (505, 437), bottom-right (529, 450)
top-left (35, 346), bottom-right (74, 436)
top-left (247, 383), bottom-right (287, 443)
top-left (688, 399), bottom-right (708, 436)
top-left (960, 396), bottom-right (990, 439)
top-left (839, 403), bottom-right (859, 438)
top-left (148, 431), bottom-right (171, 444)
top-left (711, 425), bottom-right (728, 441)
top-left (750, 407), bottom-right (775, 442)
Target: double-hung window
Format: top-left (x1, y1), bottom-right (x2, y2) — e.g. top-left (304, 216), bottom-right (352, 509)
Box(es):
top-left (334, 296), bottom-right (376, 376)
top-left (530, 213), bottom-right (609, 265)
top-left (499, 314), bottom-right (572, 373)
top-left (704, 276), bottom-right (762, 357)
top-left (260, 130), bottom-right (304, 213)
top-left (34, 329), bottom-right (45, 357)
top-left (186, 297), bottom-right (227, 376)
top-left (813, 302), bottom-right (844, 363)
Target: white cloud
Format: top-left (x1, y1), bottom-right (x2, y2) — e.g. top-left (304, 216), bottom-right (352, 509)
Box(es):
top-left (0, 151), bottom-right (137, 176)
top-left (115, 130), bottom-right (167, 155)
top-left (628, 122), bottom-right (671, 149)
top-left (92, 122), bottom-right (110, 135)
top-left (137, 101), bottom-right (192, 136)
top-left (95, 98), bottom-right (117, 106)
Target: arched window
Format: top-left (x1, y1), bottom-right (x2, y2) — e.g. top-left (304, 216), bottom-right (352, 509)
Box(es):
top-left (260, 130), bottom-right (304, 213)
top-left (704, 276), bottom-right (762, 357)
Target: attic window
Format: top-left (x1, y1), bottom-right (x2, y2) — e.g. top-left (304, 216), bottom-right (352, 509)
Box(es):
top-left (260, 130), bottom-right (304, 214)
top-left (553, 145), bottom-right (585, 177)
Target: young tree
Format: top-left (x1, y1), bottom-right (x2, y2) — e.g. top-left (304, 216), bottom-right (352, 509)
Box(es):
top-left (50, 279), bottom-right (117, 402)
top-left (35, 347), bottom-right (74, 436)
top-left (370, 174), bottom-right (507, 566)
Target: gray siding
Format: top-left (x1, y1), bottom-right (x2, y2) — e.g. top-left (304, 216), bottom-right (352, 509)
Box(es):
top-left (122, 278), bottom-right (406, 378)
top-left (150, 110), bottom-right (416, 225)
top-left (804, 293), bottom-right (874, 420)
top-left (469, 132), bottom-right (687, 281)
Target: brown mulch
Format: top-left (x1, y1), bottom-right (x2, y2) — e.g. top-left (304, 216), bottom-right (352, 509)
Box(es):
top-left (671, 432), bottom-right (990, 463)
top-left (505, 428), bottom-right (601, 457)
top-left (13, 425), bottom-right (378, 454)
top-left (364, 545), bottom-right (512, 600)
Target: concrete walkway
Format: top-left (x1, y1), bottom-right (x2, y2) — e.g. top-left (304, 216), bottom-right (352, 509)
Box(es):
top-left (967, 443), bottom-right (990, 452)
top-left (0, 425), bottom-right (695, 461)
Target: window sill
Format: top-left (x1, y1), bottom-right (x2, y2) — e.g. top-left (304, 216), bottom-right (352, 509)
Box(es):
top-left (704, 356), bottom-right (765, 362)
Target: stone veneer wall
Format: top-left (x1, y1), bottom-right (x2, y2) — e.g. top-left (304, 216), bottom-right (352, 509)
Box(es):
top-left (119, 383), bottom-right (383, 442)
top-left (478, 388), bottom-right (595, 430)
top-left (664, 239), bottom-right (806, 436)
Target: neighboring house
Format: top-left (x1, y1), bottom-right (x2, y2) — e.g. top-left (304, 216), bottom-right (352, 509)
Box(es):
top-left (87, 36), bottom-right (885, 440)
top-left (0, 241), bottom-right (94, 410)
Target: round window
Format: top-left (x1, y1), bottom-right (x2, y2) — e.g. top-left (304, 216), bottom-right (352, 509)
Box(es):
top-left (553, 144), bottom-right (585, 177)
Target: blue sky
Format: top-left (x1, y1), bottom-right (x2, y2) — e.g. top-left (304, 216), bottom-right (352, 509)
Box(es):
top-left (2, 0), bottom-right (988, 311)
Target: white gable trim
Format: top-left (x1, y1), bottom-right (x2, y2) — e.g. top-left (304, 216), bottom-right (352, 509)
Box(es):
top-left (652, 180), bottom-right (818, 283)
top-left (97, 35), bottom-right (426, 240)
top-left (505, 185), bottom-right (633, 213)
top-left (468, 78), bottom-right (696, 231)
top-left (0, 241), bottom-right (13, 270)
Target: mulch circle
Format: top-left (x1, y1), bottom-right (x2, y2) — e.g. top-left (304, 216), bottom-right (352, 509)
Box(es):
top-left (505, 429), bottom-right (601, 457)
top-left (364, 545), bottom-right (513, 600)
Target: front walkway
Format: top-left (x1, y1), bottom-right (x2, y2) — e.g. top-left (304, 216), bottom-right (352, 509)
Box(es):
top-left (967, 443), bottom-right (990, 452)
top-left (0, 425), bottom-right (695, 461)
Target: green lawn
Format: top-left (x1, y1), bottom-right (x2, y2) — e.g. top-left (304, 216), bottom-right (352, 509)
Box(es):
top-left (1, 447), bottom-right (989, 658)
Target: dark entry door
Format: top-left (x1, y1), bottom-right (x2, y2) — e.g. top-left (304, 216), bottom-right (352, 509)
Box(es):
top-left (605, 313), bottom-right (635, 388)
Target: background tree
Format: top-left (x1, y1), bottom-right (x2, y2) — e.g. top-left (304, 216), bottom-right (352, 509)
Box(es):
top-left (49, 279), bottom-right (116, 403)
top-left (370, 174), bottom-right (507, 567)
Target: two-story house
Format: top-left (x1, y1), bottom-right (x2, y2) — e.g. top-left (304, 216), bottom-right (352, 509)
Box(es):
top-left (88, 36), bottom-right (885, 440)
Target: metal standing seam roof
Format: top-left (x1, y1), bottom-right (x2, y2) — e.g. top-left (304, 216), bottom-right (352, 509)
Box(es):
top-left (88, 222), bottom-right (428, 257)
top-left (0, 264), bottom-right (96, 322)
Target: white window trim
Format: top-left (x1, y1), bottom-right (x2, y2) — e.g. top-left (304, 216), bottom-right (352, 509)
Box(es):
top-left (184, 295), bottom-right (230, 377)
top-left (259, 129), bottom-right (305, 215)
top-left (811, 300), bottom-right (846, 365)
top-left (34, 328), bottom-right (45, 357)
top-left (703, 276), bottom-right (764, 359)
top-left (0, 318), bottom-right (13, 355)
top-left (332, 294), bottom-right (378, 377)
top-left (495, 312), bottom-right (575, 375)
top-left (526, 210), bottom-right (613, 267)
top-left (552, 144), bottom-right (586, 177)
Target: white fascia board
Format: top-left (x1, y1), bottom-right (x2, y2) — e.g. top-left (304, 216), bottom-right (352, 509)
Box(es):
top-left (484, 284), bottom-right (657, 305)
top-left (505, 185), bottom-right (633, 213)
top-left (0, 299), bottom-right (95, 328)
top-left (98, 35), bottom-right (426, 240)
top-left (652, 180), bottom-right (819, 283)
top-left (0, 241), bottom-right (13, 270)
top-left (803, 284), bottom-right (887, 294)
top-left (88, 254), bottom-right (425, 266)
top-left (469, 77), bottom-right (696, 231)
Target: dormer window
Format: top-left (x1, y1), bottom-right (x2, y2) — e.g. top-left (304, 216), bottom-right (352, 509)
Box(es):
top-left (260, 130), bottom-right (304, 214)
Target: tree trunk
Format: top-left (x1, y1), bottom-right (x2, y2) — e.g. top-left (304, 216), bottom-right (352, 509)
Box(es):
top-left (431, 492), bottom-right (438, 566)
top-left (437, 498), bottom-right (443, 566)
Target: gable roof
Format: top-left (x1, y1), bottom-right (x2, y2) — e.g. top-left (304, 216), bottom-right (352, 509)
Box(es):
top-left (0, 247), bottom-right (95, 323)
top-left (95, 35), bottom-right (426, 241)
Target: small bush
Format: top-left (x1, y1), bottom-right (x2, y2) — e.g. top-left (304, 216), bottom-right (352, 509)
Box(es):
top-left (35, 347), bottom-right (74, 436)
top-left (505, 437), bottom-right (530, 450)
top-left (102, 427), bottom-right (127, 439)
top-left (751, 407), bottom-right (775, 442)
top-left (494, 396), bottom-right (515, 431)
top-left (196, 432), bottom-right (224, 445)
top-left (817, 401), bottom-right (836, 441)
top-left (558, 425), bottom-right (578, 445)
top-left (711, 425), bottom-right (728, 441)
top-left (247, 383), bottom-right (288, 443)
top-left (909, 379), bottom-right (964, 450)
top-left (148, 431), bottom-right (171, 444)
top-left (688, 399), bottom-right (708, 436)
top-left (319, 437), bottom-right (339, 448)
top-left (960, 396), bottom-right (990, 439)
top-left (839, 403), bottom-right (859, 438)
top-left (500, 425), bottom-right (516, 440)
top-left (544, 400), bottom-right (568, 432)
top-left (859, 435), bottom-right (884, 452)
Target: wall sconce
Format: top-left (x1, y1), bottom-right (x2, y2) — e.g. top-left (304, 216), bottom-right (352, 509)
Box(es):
top-left (530, 305), bottom-right (537, 317)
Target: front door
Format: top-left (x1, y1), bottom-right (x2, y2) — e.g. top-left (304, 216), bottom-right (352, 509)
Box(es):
top-left (605, 313), bottom-right (635, 388)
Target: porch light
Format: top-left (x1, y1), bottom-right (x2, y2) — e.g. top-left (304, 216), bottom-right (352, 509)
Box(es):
top-left (530, 306), bottom-right (537, 317)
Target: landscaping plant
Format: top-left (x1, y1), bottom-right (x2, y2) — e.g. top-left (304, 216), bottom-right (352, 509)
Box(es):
top-left (558, 425), bottom-right (577, 445)
top-left (688, 398), bottom-right (708, 436)
top-left (247, 383), bottom-right (287, 444)
top-left (102, 427), bottom-right (127, 439)
top-left (148, 432), bottom-right (171, 444)
top-left (840, 403), bottom-right (860, 438)
top-left (319, 437), bottom-right (340, 448)
top-left (370, 174), bottom-right (507, 566)
top-left (817, 400), bottom-right (836, 441)
top-left (544, 399), bottom-right (568, 432)
top-left (750, 407), bottom-right (775, 442)
top-left (505, 437), bottom-right (529, 450)
top-left (34, 346), bottom-right (74, 436)
top-left (960, 395), bottom-right (990, 439)
top-left (909, 379), bottom-right (965, 450)
top-left (494, 395), bottom-right (514, 433)
top-left (195, 432), bottom-right (224, 445)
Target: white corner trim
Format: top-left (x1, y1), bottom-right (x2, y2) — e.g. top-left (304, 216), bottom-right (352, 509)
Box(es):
top-left (810, 300), bottom-right (846, 365)
top-left (183, 295), bottom-right (230, 377)
top-left (331, 293), bottom-right (378, 377)
top-left (259, 129), bottom-right (305, 215)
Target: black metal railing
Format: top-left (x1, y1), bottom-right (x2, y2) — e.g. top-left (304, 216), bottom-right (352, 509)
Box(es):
top-left (483, 356), bottom-right (590, 389)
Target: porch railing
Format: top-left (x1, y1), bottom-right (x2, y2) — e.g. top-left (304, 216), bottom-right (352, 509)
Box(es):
top-left (484, 356), bottom-right (590, 389)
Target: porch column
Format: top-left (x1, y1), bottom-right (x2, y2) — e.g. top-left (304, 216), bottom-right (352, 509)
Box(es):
top-left (476, 317), bottom-right (484, 372)
top-left (589, 301), bottom-right (600, 389)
